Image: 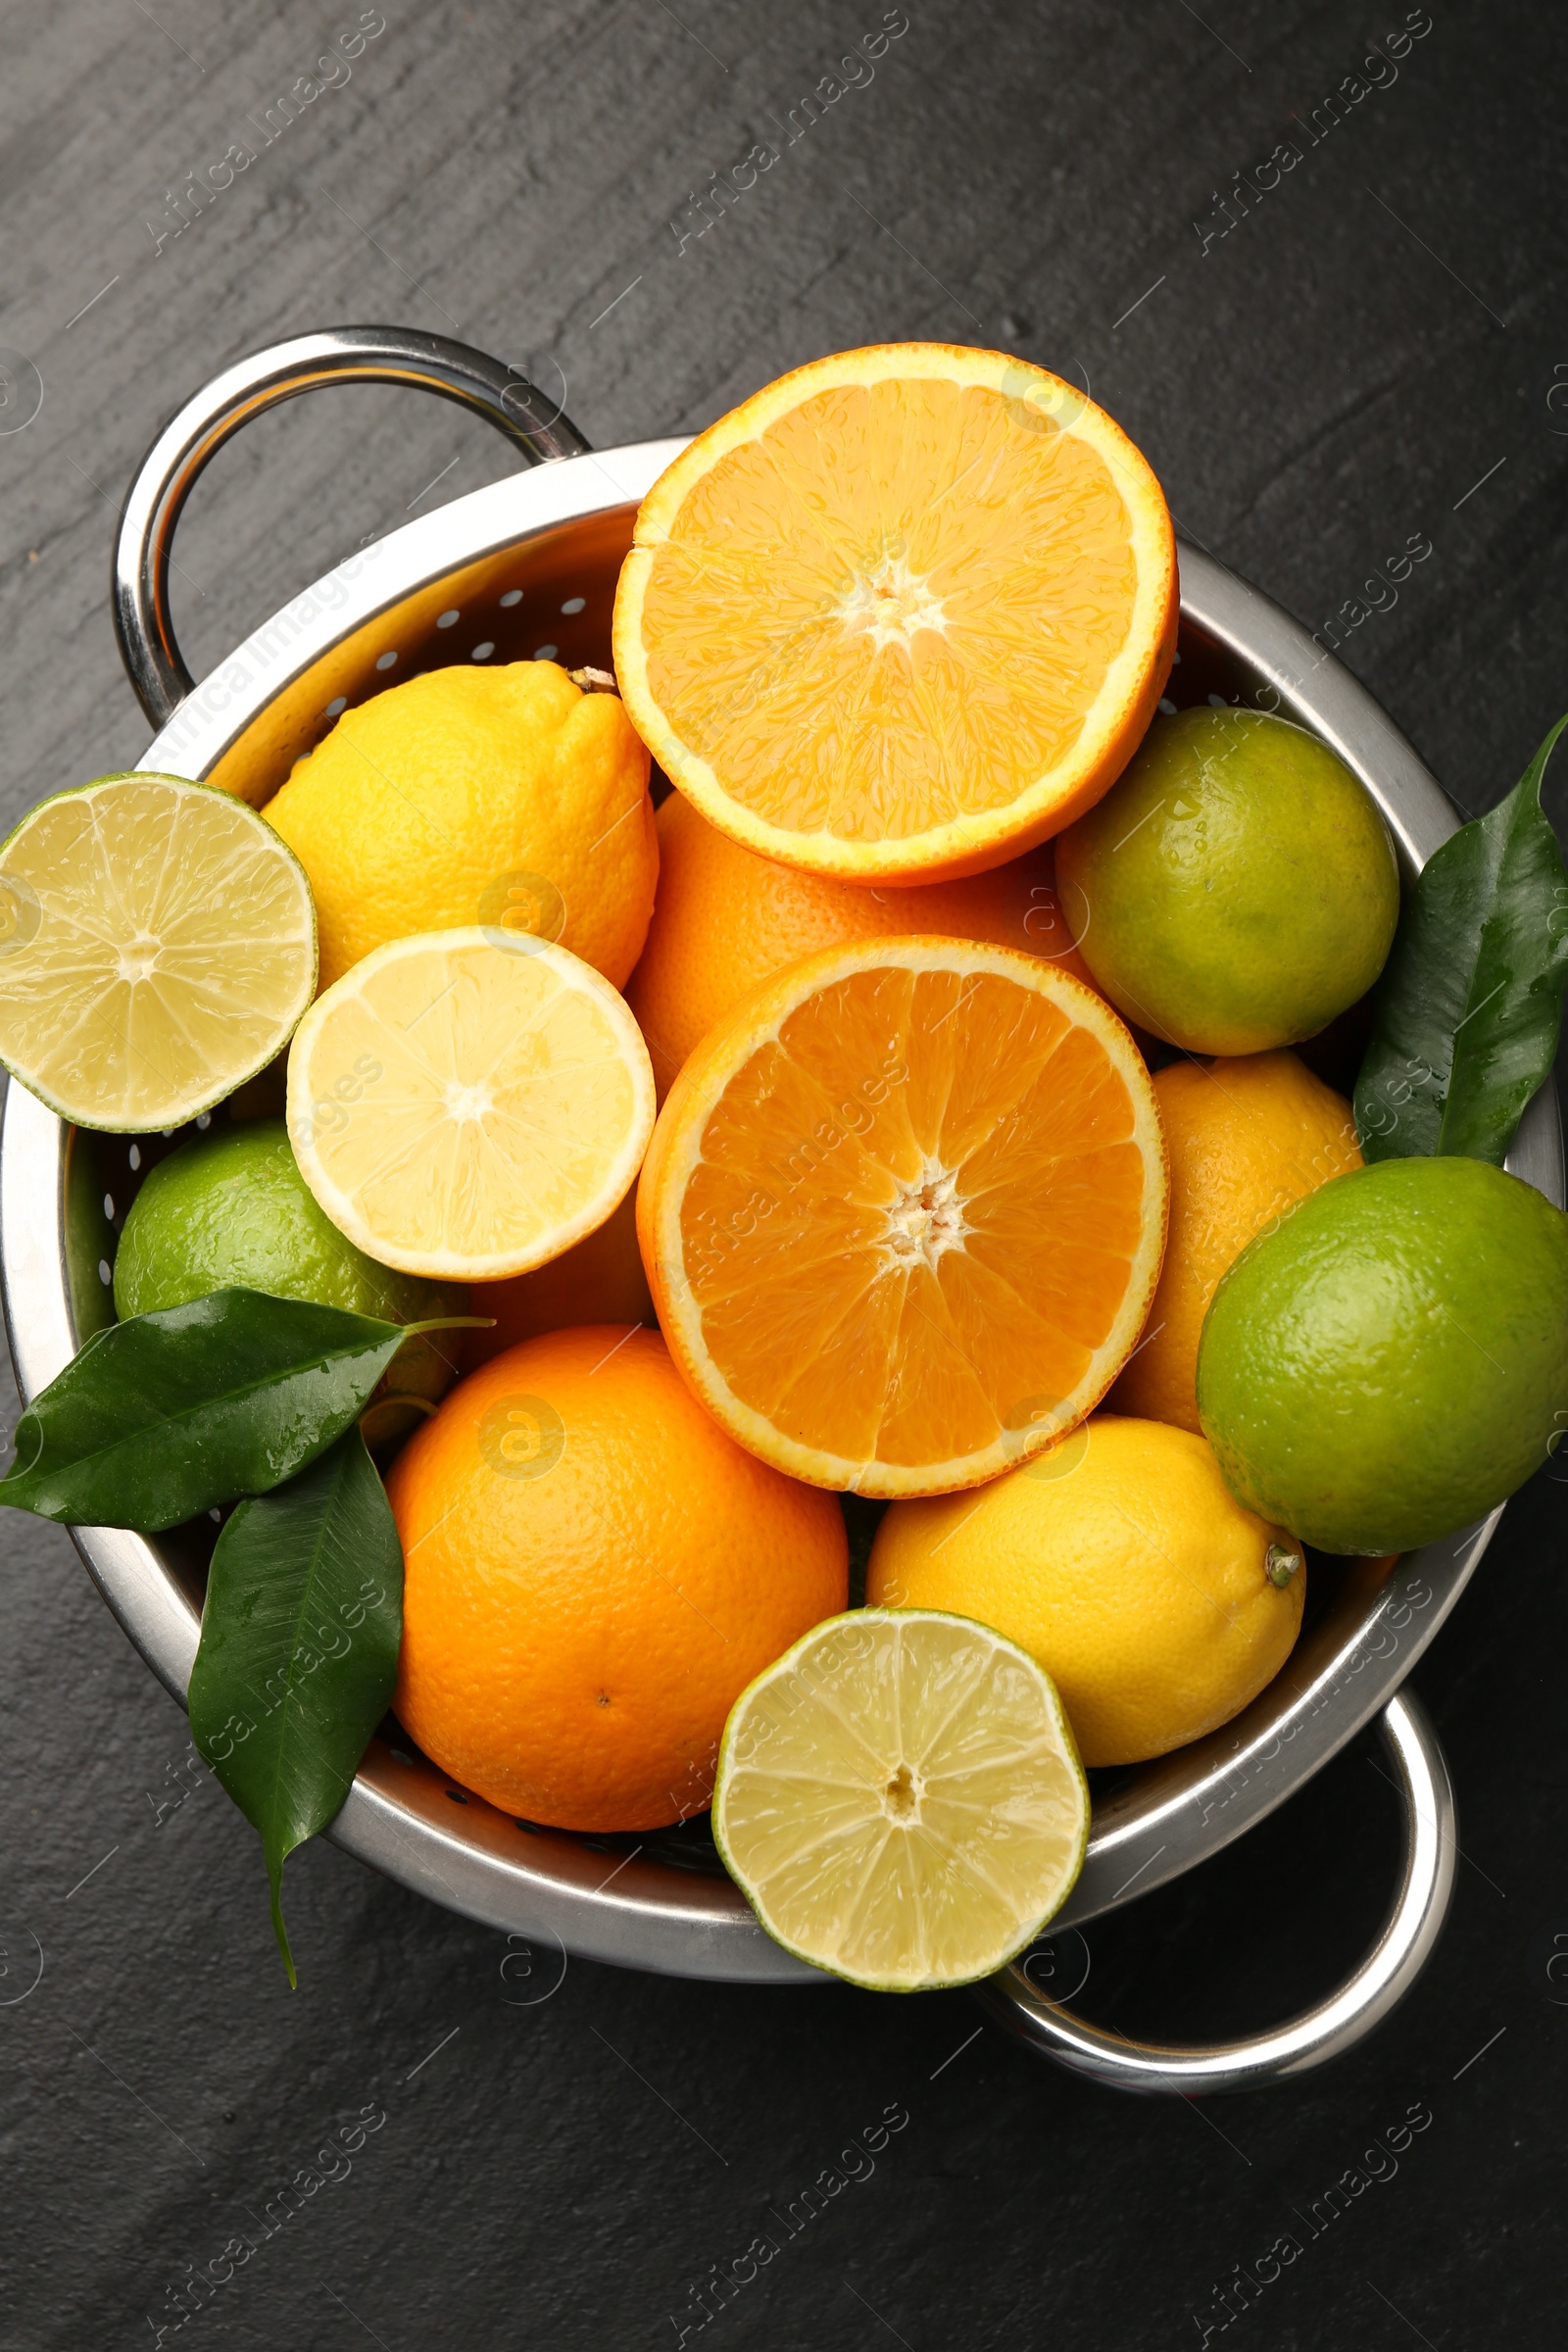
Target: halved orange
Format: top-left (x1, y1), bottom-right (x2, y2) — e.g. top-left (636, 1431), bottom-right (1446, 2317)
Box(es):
top-left (612, 344), bottom-right (1177, 885)
top-left (637, 939), bottom-right (1168, 1496)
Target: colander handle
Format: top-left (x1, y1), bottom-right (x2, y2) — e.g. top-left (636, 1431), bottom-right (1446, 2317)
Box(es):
top-left (972, 1690), bottom-right (1456, 2093)
top-left (112, 324), bottom-right (590, 729)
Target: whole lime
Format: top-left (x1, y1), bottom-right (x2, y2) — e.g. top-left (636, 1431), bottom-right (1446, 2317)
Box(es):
top-left (1054, 708), bottom-right (1399, 1054)
top-left (113, 1119), bottom-right (462, 1445)
top-left (1196, 1155), bottom-right (1568, 1553)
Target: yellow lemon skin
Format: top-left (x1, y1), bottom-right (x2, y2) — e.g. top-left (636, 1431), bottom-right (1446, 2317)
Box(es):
top-left (265, 663), bottom-right (658, 993)
top-left (1112, 1051), bottom-right (1361, 1433)
top-left (865, 1415), bottom-right (1303, 1768)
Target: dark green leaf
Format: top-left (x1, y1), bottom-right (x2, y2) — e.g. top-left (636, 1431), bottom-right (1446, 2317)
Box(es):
top-left (188, 1427), bottom-right (403, 1985)
top-left (1355, 715), bottom-right (1568, 1163)
top-left (0, 1288), bottom-right (466, 1531)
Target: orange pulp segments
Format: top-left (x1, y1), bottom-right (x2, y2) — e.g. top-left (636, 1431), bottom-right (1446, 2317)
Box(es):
top-left (637, 938), bottom-right (1168, 1496)
top-left (612, 343), bottom-right (1177, 884)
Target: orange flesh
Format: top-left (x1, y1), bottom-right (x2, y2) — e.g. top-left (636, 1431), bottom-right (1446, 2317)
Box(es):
top-left (640, 379), bottom-right (1140, 844)
top-left (665, 959), bottom-right (1162, 1483)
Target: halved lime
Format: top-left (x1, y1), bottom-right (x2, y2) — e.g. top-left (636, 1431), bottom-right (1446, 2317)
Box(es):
top-left (0, 772), bottom-right (317, 1131)
top-left (712, 1609), bottom-right (1089, 1992)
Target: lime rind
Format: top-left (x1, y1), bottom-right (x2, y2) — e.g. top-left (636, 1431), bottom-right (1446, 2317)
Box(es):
top-left (1056, 709), bottom-right (1399, 1056)
top-left (0, 772), bottom-right (318, 1134)
top-left (1197, 1154), bottom-right (1568, 1553)
top-left (712, 1606), bottom-right (1090, 1993)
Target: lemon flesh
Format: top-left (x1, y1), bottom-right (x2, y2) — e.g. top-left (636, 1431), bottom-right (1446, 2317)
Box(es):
top-left (287, 928), bottom-right (656, 1281)
top-left (0, 773), bottom-right (317, 1131)
top-left (712, 1609), bottom-right (1088, 1992)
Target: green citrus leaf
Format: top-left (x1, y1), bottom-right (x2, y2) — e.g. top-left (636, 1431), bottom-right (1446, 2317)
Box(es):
top-left (0, 1288), bottom-right (466, 1530)
top-left (188, 1426), bottom-right (402, 1986)
top-left (1355, 715), bottom-right (1568, 1164)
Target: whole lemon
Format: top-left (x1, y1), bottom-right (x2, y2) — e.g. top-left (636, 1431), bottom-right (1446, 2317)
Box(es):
top-left (1055, 708), bottom-right (1398, 1054)
top-left (1198, 1155), bottom-right (1568, 1554)
top-left (865, 1415), bottom-right (1303, 1767)
top-left (387, 1326), bottom-right (848, 1830)
top-left (265, 663), bottom-right (658, 992)
top-left (627, 791), bottom-right (1098, 1096)
top-left (1112, 1050), bottom-right (1361, 1432)
top-left (112, 1118), bottom-right (461, 1446)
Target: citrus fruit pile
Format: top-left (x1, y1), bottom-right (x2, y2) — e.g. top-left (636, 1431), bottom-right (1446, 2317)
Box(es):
top-left (5, 342), bottom-right (1568, 1994)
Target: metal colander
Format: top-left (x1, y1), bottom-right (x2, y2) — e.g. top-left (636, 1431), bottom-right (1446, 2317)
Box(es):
top-left (4, 326), bottom-right (1555, 2089)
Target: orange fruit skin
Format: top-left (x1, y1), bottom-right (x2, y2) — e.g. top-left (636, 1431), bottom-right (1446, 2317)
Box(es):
top-left (1111, 1050), bottom-right (1361, 1433)
top-left (626, 791), bottom-right (1100, 1097)
top-left (459, 1187), bottom-right (654, 1371)
top-left (387, 1326), bottom-right (848, 1831)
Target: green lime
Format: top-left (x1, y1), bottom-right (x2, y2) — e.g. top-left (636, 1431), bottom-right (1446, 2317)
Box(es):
top-left (1054, 708), bottom-right (1399, 1054)
top-left (1196, 1155), bottom-right (1568, 1554)
top-left (113, 1118), bottom-right (462, 1443)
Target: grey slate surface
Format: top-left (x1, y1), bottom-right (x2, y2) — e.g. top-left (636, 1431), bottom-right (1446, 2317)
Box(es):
top-left (2, 2), bottom-right (1567, 2345)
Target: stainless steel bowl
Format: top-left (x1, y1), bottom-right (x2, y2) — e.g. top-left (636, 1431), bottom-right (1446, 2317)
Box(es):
top-left (4, 329), bottom-right (1555, 2081)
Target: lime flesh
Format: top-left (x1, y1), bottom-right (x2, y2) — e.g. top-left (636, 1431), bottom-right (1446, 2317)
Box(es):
top-left (1055, 708), bottom-right (1399, 1054)
top-left (1197, 1155), bottom-right (1568, 1553)
top-left (712, 1609), bottom-right (1088, 1992)
top-left (0, 773), bottom-right (316, 1130)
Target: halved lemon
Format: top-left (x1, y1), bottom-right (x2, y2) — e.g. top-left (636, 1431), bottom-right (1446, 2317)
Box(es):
top-left (0, 772), bottom-right (316, 1131)
top-left (612, 343), bottom-right (1177, 884)
top-left (287, 929), bottom-right (655, 1279)
top-left (637, 938), bottom-right (1168, 1496)
top-left (713, 1609), bottom-right (1089, 1991)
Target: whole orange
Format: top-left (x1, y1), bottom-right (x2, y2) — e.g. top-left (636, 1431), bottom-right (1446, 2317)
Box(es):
top-left (625, 791), bottom-right (1097, 1096)
top-left (386, 1325), bottom-right (847, 1830)
top-left (459, 1188), bottom-right (653, 1372)
top-left (1112, 1049), bottom-right (1361, 1432)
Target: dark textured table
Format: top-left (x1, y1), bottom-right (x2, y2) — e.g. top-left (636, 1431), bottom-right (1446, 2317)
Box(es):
top-left (3, 4), bottom-right (1566, 2345)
